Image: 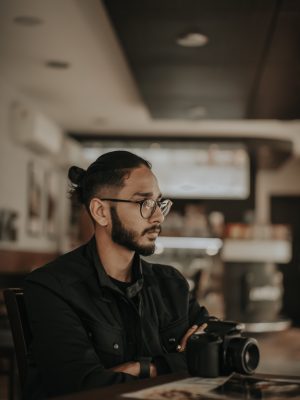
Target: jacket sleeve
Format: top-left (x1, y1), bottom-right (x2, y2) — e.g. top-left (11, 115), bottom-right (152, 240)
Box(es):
top-left (153, 293), bottom-right (209, 374)
top-left (188, 293), bottom-right (210, 327)
top-left (24, 274), bottom-right (138, 397)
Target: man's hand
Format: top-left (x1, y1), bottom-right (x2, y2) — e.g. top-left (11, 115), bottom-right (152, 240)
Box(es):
top-left (109, 361), bottom-right (157, 377)
top-left (149, 363), bottom-right (157, 377)
top-left (109, 361), bottom-right (140, 376)
top-left (176, 323), bottom-right (207, 353)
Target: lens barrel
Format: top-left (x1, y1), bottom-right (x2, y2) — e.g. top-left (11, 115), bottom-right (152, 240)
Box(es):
top-left (226, 337), bottom-right (260, 374)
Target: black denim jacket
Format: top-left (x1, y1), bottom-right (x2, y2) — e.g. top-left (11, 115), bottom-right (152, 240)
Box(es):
top-left (24, 237), bottom-right (208, 398)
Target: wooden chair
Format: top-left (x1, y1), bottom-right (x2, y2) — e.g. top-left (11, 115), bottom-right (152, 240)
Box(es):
top-left (0, 328), bottom-right (15, 400)
top-left (3, 289), bottom-right (32, 398)
top-left (0, 274), bottom-right (27, 400)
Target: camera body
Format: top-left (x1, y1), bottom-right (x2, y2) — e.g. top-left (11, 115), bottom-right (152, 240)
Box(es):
top-left (186, 319), bottom-right (260, 378)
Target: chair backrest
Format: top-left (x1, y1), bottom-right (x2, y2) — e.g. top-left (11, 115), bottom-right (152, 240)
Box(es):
top-left (0, 273), bottom-right (27, 325)
top-left (4, 288), bottom-right (32, 392)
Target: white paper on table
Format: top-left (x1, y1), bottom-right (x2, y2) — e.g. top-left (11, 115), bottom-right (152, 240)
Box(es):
top-left (122, 376), bottom-right (233, 400)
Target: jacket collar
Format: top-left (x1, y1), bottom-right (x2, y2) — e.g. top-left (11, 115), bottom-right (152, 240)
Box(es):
top-left (86, 236), bottom-right (144, 299)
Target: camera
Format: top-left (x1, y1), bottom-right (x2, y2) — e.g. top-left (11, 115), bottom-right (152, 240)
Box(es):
top-left (186, 318), bottom-right (260, 377)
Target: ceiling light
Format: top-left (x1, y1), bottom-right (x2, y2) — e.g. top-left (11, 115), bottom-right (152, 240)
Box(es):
top-left (176, 31), bottom-right (209, 47)
top-left (13, 16), bottom-right (43, 26)
top-left (45, 60), bottom-right (70, 69)
top-left (187, 105), bottom-right (207, 119)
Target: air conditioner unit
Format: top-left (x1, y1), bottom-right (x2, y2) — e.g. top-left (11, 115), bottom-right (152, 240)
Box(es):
top-left (57, 137), bottom-right (84, 167)
top-left (10, 102), bottom-right (63, 155)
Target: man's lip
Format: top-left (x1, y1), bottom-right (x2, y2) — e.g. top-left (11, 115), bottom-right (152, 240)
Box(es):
top-left (143, 226), bottom-right (161, 236)
top-left (146, 229), bottom-right (160, 234)
top-left (145, 229), bottom-right (160, 237)
top-left (146, 232), bottom-right (159, 240)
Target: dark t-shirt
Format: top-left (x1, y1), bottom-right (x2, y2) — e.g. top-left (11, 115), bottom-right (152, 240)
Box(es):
top-left (109, 276), bottom-right (132, 292)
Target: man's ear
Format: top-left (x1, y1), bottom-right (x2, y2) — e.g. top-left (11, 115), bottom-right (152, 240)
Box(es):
top-left (89, 198), bottom-right (109, 226)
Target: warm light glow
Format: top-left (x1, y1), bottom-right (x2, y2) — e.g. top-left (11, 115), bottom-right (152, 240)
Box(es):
top-left (155, 237), bottom-right (223, 252)
top-left (176, 32), bottom-right (209, 47)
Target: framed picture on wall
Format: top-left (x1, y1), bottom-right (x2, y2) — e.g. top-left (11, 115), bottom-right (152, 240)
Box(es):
top-left (27, 160), bottom-right (43, 236)
top-left (44, 170), bottom-right (58, 239)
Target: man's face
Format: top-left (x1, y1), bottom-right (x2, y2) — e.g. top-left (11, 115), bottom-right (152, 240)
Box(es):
top-left (108, 166), bottom-right (165, 255)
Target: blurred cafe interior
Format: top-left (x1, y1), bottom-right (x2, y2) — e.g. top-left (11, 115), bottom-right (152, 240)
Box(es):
top-left (1, 0), bottom-right (300, 398)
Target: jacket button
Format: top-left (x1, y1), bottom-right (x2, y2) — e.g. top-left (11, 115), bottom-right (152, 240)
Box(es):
top-left (113, 343), bottom-right (119, 350)
top-left (88, 332), bottom-right (92, 338)
top-left (169, 337), bottom-right (176, 343)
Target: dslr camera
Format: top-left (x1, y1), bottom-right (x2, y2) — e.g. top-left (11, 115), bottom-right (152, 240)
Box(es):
top-left (186, 318), bottom-right (260, 377)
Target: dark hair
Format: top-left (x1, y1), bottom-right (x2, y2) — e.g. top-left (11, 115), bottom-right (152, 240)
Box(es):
top-left (68, 150), bottom-right (151, 211)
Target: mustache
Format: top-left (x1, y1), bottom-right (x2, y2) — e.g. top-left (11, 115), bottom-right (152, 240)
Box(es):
top-left (142, 225), bottom-right (162, 235)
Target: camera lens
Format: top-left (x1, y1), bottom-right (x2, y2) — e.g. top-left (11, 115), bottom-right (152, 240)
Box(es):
top-left (227, 337), bottom-right (260, 374)
top-left (242, 340), bottom-right (260, 373)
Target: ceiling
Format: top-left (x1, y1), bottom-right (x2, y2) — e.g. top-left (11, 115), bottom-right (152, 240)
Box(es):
top-left (104, 0), bottom-right (300, 120)
top-left (0, 0), bottom-right (300, 147)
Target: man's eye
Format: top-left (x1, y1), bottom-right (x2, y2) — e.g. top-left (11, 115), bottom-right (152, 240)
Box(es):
top-left (143, 199), bottom-right (154, 208)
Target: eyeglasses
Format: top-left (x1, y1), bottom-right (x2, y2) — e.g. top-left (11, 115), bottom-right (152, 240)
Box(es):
top-left (101, 198), bottom-right (173, 219)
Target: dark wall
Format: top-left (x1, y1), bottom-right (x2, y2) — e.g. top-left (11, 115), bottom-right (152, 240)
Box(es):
top-left (271, 195), bottom-right (300, 325)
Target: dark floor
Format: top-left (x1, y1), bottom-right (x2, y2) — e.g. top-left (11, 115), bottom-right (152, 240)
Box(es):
top-left (1, 328), bottom-right (300, 400)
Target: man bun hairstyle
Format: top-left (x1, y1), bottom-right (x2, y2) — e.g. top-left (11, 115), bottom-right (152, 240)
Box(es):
top-left (68, 166), bottom-right (86, 204)
top-left (68, 150), bottom-right (151, 212)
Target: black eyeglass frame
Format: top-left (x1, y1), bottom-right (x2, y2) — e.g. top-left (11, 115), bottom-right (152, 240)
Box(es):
top-left (100, 198), bottom-right (173, 219)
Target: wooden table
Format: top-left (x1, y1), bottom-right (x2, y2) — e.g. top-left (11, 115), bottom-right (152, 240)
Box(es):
top-left (53, 372), bottom-right (300, 400)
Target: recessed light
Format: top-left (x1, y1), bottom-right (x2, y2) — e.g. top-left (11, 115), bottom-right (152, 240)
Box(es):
top-left (45, 60), bottom-right (70, 69)
top-left (176, 31), bottom-right (209, 47)
top-left (13, 16), bottom-right (43, 26)
top-left (187, 106), bottom-right (207, 119)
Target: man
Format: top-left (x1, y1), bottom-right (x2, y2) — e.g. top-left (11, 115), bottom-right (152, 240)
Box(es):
top-left (24, 151), bottom-right (208, 398)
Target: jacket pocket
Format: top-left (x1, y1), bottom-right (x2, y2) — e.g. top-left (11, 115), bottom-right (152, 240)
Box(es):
top-left (159, 316), bottom-right (188, 353)
top-left (83, 319), bottom-right (124, 367)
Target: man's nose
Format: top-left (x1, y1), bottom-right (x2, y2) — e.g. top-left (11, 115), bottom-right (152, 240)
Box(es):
top-left (149, 205), bottom-right (165, 224)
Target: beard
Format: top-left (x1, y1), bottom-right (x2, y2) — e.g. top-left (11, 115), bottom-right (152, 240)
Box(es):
top-left (110, 206), bottom-right (160, 256)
